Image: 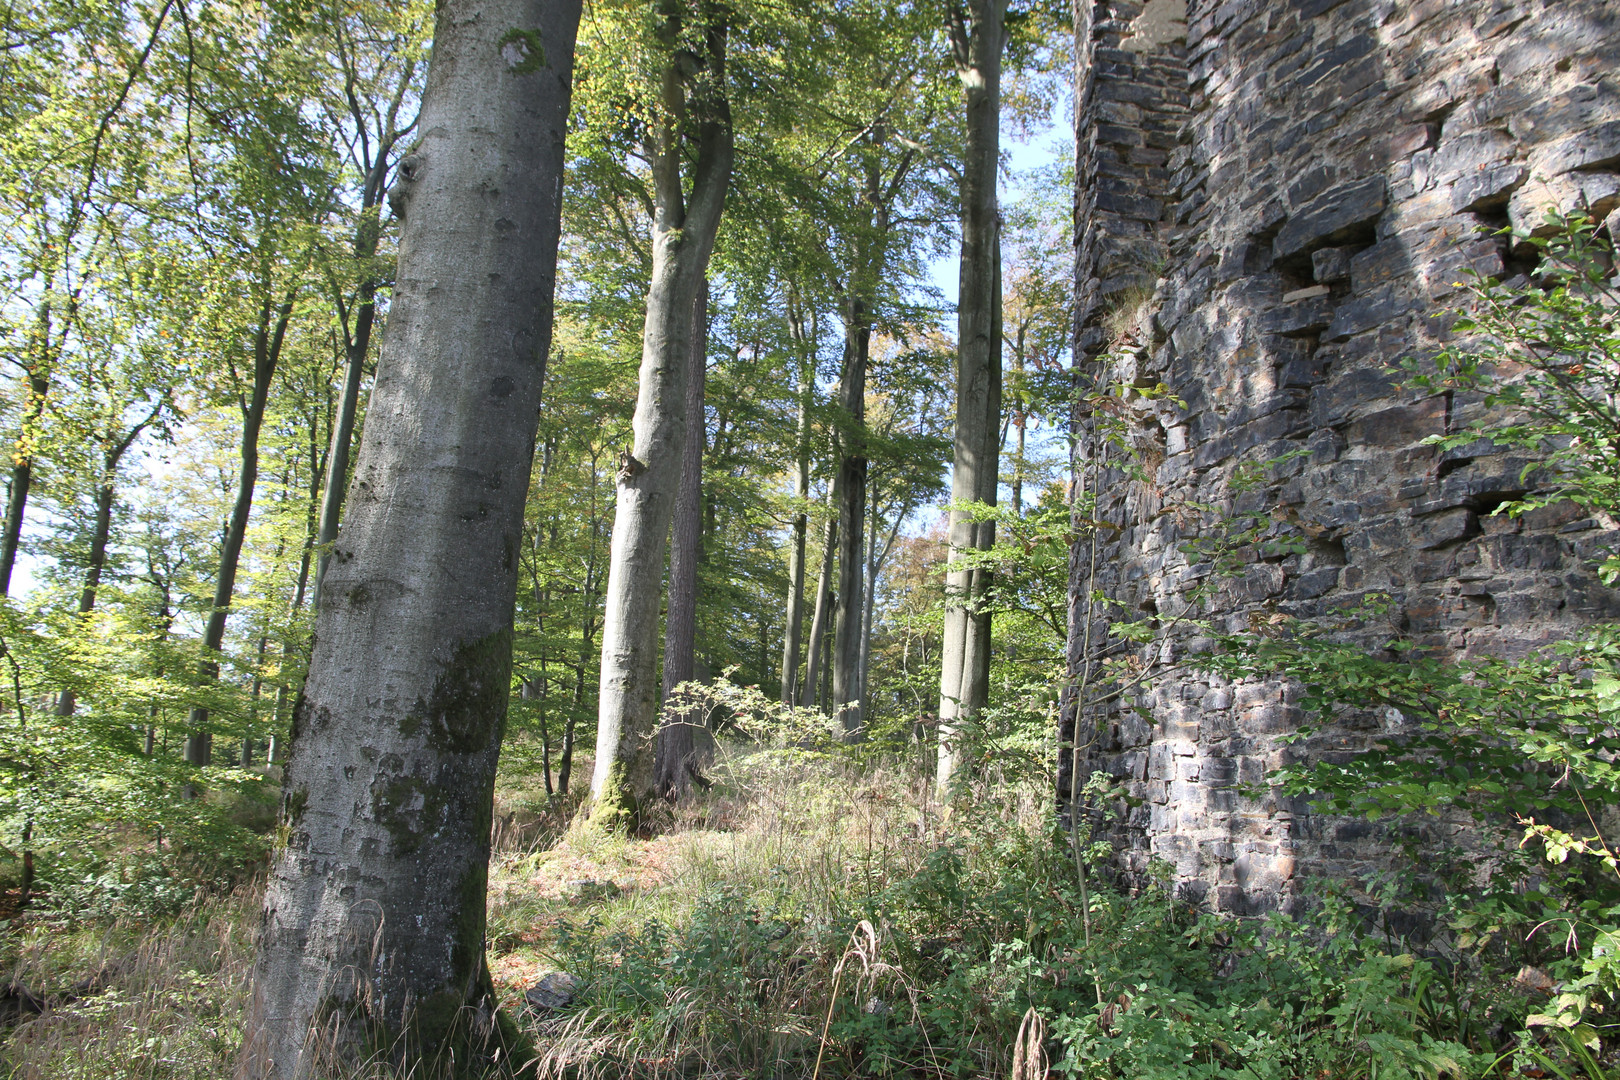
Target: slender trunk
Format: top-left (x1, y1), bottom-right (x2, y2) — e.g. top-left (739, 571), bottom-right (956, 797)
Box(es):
top-left (243, 624), bottom-right (273, 767)
top-left (803, 480), bottom-right (839, 711)
top-left (1011, 328), bottom-right (1026, 515)
top-left (591, 10), bottom-right (733, 825)
top-left (311, 158), bottom-right (392, 609)
top-left (271, 379), bottom-right (329, 766)
top-left (55, 483), bottom-right (113, 717)
top-left (269, 539), bottom-right (314, 766)
top-left (185, 296), bottom-right (294, 767)
top-left (820, 601), bottom-right (834, 710)
top-left (656, 277), bottom-right (710, 800)
top-left (524, 677), bottom-right (553, 796)
top-left (59, 403), bottom-right (166, 718)
top-left (247, 2), bottom-right (579, 1072)
top-left (308, 299), bottom-right (370, 610)
top-left (831, 310), bottom-right (869, 738)
top-left (859, 496), bottom-right (885, 718)
top-left (561, 670), bottom-right (580, 797)
top-left (0, 304), bottom-right (54, 597)
top-left (564, 465), bottom-right (602, 799)
top-left (779, 321), bottom-right (812, 706)
top-left (937, 0), bottom-right (1006, 795)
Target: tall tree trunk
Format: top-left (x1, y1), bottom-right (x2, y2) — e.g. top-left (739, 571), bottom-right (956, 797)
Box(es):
top-left (831, 309), bottom-right (869, 738)
top-left (655, 277), bottom-right (710, 800)
top-left (309, 295), bottom-right (370, 612)
top-left (937, 0), bottom-right (1006, 795)
top-left (58, 404), bottom-right (162, 717)
top-left (310, 174), bottom-right (393, 608)
top-left (590, 8), bottom-right (733, 826)
top-left (55, 482), bottom-right (115, 719)
top-left (858, 494), bottom-right (882, 719)
top-left (803, 480), bottom-right (839, 711)
top-left (269, 537), bottom-right (315, 767)
top-left (564, 456), bottom-right (603, 798)
top-left (0, 304), bottom-right (56, 597)
top-left (523, 677), bottom-right (553, 795)
top-left (184, 296), bottom-right (294, 768)
top-left (245, 2), bottom-right (579, 1073)
top-left (1010, 327), bottom-right (1027, 515)
top-left (778, 312), bottom-right (812, 707)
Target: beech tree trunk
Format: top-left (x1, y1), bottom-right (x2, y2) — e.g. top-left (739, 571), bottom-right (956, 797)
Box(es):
top-left (937, 0), bottom-right (1006, 795)
top-left (825, 138), bottom-right (912, 735)
top-left (802, 482), bottom-right (839, 711)
top-left (58, 404), bottom-right (163, 717)
top-left (831, 311), bottom-right (870, 738)
top-left (590, 6), bottom-right (733, 826)
top-left (655, 276), bottom-right (710, 800)
top-left (779, 310), bottom-right (813, 707)
top-left (244, 2), bottom-right (578, 1074)
top-left (310, 116), bottom-right (407, 608)
top-left (185, 296), bottom-right (294, 768)
top-left (0, 302), bottom-right (58, 597)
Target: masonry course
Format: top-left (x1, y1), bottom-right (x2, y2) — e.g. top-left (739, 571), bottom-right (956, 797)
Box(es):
top-left (1064, 0), bottom-right (1620, 913)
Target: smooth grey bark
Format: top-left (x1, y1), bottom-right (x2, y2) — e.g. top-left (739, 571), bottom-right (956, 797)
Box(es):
top-left (830, 316), bottom-right (869, 738)
top-left (590, 4), bottom-right (733, 825)
top-left (778, 307), bottom-right (813, 707)
top-left (937, 0), bottom-right (1006, 795)
top-left (655, 276), bottom-right (710, 800)
top-left (185, 295), bottom-right (295, 768)
top-left (802, 479), bottom-right (838, 711)
top-left (244, 1), bottom-right (578, 1074)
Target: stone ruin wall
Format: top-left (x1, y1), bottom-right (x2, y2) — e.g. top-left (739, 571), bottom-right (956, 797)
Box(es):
top-left (1063, 0), bottom-right (1620, 914)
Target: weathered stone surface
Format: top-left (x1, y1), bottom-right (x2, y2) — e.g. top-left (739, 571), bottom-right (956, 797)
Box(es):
top-left (1273, 176), bottom-right (1388, 260)
top-left (1066, 0), bottom-right (1620, 916)
top-left (525, 972), bottom-right (581, 1013)
top-left (1310, 246), bottom-right (1353, 282)
top-left (1539, 119), bottom-right (1620, 175)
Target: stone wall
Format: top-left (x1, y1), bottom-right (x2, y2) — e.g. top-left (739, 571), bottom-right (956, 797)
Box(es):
top-left (1065, 0), bottom-right (1620, 914)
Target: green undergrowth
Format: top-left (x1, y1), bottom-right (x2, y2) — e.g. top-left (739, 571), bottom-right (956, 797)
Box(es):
top-left (506, 749), bottom-right (1568, 1080)
top-left (0, 744), bottom-right (1603, 1079)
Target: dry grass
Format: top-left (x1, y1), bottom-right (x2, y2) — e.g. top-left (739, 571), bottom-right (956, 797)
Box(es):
top-left (0, 884), bottom-right (256, 1079)
top-left (0, 747), bottom-right (1042, 1079)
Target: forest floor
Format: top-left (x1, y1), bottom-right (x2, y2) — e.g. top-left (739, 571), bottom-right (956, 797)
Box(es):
top-left (0, 743), bottom-right (1570, 1079)
top-left (0, 744), bottom-right (981, 1079)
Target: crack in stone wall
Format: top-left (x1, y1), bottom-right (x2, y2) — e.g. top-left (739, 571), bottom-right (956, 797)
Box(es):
top-left (1065, 0), bottom-right (1620, 914)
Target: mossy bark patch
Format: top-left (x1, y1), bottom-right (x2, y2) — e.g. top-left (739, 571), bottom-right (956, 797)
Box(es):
top-left (370, 773), bottom-right (443, 855)
top-left (585, 758), bottom-right (646, 834)
top-left (404, 626), bottom-right (514, 754)
top-left (498, 28), bottom-right (547, 73)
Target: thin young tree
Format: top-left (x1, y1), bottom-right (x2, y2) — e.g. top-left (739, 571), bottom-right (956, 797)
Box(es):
top-left (779, 295), bottom-right (816, 704)
top-left (245, 0), bottom-right (580, 1072)
top-left (309, 3), bottom-right (425, 606)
